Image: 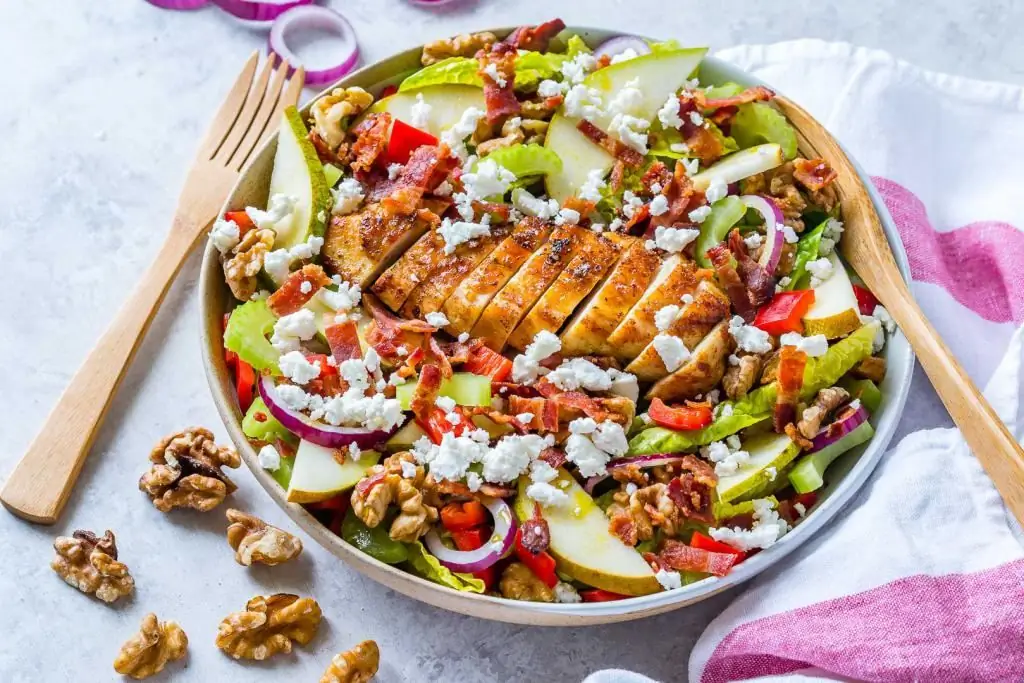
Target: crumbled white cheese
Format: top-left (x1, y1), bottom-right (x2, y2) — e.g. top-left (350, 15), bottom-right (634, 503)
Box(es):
top-left (688, 205), bottom-right (712, 224)
top-left (744, 233), bottom-right (764, 250)
top-left (460, 159), bottom-right (516, 207)
top-left (317, 280), bottom-right (361, 313)
top-left (554, 581), bottom-right (583, 603)
top-left (435, 395), bottom-right (457, 414)
top-left (555, 207), bottom-right (581, 226)
top-left (263, 233), bottom-right (325, 282)
top-left (410, 92), bottom-right (432, 129)
top-left (591, 421), bottom-right (628, 457)
top-left (565, 419), bottom-right (626, 477)
top-left (705, 178), bottom-right (728, 204)
top-left (806, 257), bottom-right (834, 287)
top-left (610, 48), bottom-right (640, 64)
top-left (511, 330), bottom-right (562, 383)
top-left (728, 315), bottom-right (772, 354)
top-left (515, 412), bottom-right (535, 425)
top-left (271, 309), bottom-right (318, 353)
top-left (718, 403), bottom-right (734, 418)
top-left (482, 433), bottom-right (549, 483)
top-left (818, 217), bottom-right (845, 256)
top-left (511, 188), bottom-right (560, 220)
top-left (794, 502), bottom-right (808, 518)
top-left (482, 61), bottom-right (507, 88)
top-left (438, 216), bottom-right (491, 255)
top-left (425, 311), bottom-right (449, 328)
top-left (278, 351), bottom-right (322, 385)
top-left (412, 432), bottom-right (489, 482)
top-left (246, 193), bottom-right (297, 233)
top-left (657, 94), bottom-right (684, 130)
top-left (299, 281), bottom-right (312, 295)
top-left (647, 226), bottom-right (700, 253)
top-left (655, 305), bottom-right (682, 333)
top-left (457, 332), bottom-right (470, 343)
top-left (527, 481), bottom-right (570, 507)
top-left (529, 458), bottom-right (558, 484)
top-left (565, 433), bottom-right (610, 477)
top-left (257, 444), bottom-right (281, 471)
top-left (765, 466), bottom-right (778, 481)
top-left (400, 460), bottom-right (418, 479)
top-left (703, 438), bottom-right (751, 477)
top-left (331, 178), bottom-right (365, 215)
top-left (681, 293), bottom-right (695, 305)
top-left (607, 368), bottom-right (640, 403)
top-left (681, 157), bottom-right (699, 176)
top-left (546, 358), bottom-right (613, 392)
top-left (387, 163), bottom-right (403, 180)
top-left (622, 191), bottom-right (645, 220)
top-left (710, 498), bottom-right (789, 551)
top-left (688, 111), bottom-right (705, 127)
top-left (538, 78), bottom-right (566, 98)
top-left (276, 384), bottom-right (313, 411)
top-left (440, 106), bottom-right (486, 161)
top-left (465, 471), bottom-right (483, 492)
top-left (873, 305), bottom-right (896, 334)
top-left (656, 569), bottom-right (683, 591)
top-left (578, 168), bottom-right (607, 203)
top-left (625, 482), bottom-right (638, 496)
top-left (563, 84), bottom-right (604, 121)
top-left (209, 217), bottom-right (240, 254)
top-left (433, 180), bottom-right (453, 197)
top-left (649, 195), bottom-right (670, 217)
top-left (608, 113), bottom-right (650, 154)
top-left (779, 332), bottom-right (829, 357)
top-left (782, 225), bottom-right (799, 244)
top-left (560, 50), bottom-right (598, 84)
top-left (607, 78), bottom-right (644, 119)
top-left (653, 334), bottom-right (691, 372)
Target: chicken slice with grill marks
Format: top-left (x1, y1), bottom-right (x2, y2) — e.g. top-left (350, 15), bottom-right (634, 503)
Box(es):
top-left (506, 232), bottom-right (629, 351)
top-left (321, 199), bottom-right (448, 288)
top-left (371, 229), bottom-right (448, 311)
top-left (605, 255), bottom-right (713, 362)
top-left (625, 280), bottom-right (731, 382)
top-left (471, 225), bottom-right (586, 351)
top-left (646, 319), bottom-right (732, 401)
top-left (558, 239), bottom-right (662, 357)
top-left (441, 218), bottom-right (551, 337)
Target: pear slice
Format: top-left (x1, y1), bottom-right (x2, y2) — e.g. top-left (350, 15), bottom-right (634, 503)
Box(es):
top-left (385, 421), bottom-right (427, 452)
top-left (716, 432), bottom-right (802, 503)
top-left (268, 107), bottom-right (332, 256)
top-left (368, 85), bottom-right (486, 138)
top-left (514, 470), bottom-right (660, 596)
top-left (802, 252), bottom-right (862, 339)
top-left (544, 48), bottom-right (708, 202)
top-left (285, 440), bottom-right (381, 504)
top-left (690, 143), bottom-right (785, 191)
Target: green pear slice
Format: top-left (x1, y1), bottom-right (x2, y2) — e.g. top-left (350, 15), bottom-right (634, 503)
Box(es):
top-left (543, 48), bottom-right (708, 202)
top-left (268, 107), bottom-right (332, 255)
top-left (802, 252), bottom-right (861, 339)
top-left (369, 85), bottom-right (487, 138)
top-left (690, 143), bottom-right (785, 191)
top-left (515, 469), bottom-right (659, 596)
top-left (716, 432), bottom-right (802, 503)
top-left (385, 421), bottom-right (427, 452)
top-left (286, 440), bottom-right (381, 503)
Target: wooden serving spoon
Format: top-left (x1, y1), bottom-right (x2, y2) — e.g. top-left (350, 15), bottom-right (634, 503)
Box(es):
top-left (776, 96), bottom-right (1024, 526)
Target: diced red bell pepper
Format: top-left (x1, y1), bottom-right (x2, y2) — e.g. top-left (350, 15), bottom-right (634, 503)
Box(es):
top-left (223, 210), bottom-right (256, 234)
top-left (514, 527), bottom-right (558, 588)
top-left (580, 589), bottom-right (630, 602)
top-left (753, 289), bottom-right (816, 336)
top-left (441, 500), bottom-right (488, 531)
top-left (853, 284), bottom-right (880, 316)
top-left (690, 531), bottom-right (746, 559)
top-left (415, 405), bottom-right (470, 445)
top-left (380, 84), bottom-right (399, 98)
top-left (306, 494), bottom-right (349, 514)
top-left (383, 119), bottom-right (439, 166)
top-left (302, 353), bottom-right (342, 396)
top-left (777, 491), bottom-right (820, 524)
top-left (462, 344), bottom-right (513, 382)
top-left (234, 358), bottom-right (256, 413)
top-left (647, 398), bottom-right (713, 431)
top-left (450, 526), bottom-right (496, 590)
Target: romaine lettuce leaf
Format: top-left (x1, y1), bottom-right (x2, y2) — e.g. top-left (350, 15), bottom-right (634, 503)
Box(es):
top-left (475, 143), bottom-right (562, 178)
top-left (400, 57), bottom-right (481, 92)
top-left (786, 218), bottom-right (828, 290)
top-left (405, 541), bottom-right (486, 593)
top-left (704, 82), bottom-right (745, 100)
top-left (730, 102), bottom-right (798, 160)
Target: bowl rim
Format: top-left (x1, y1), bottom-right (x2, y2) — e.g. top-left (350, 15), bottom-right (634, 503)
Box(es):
top-left (198, 26), bottom-right (916, 625)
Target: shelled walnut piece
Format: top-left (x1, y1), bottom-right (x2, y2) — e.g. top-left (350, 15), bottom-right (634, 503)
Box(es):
top-left (216, 593), bottom-right (322, 660)
top-left (320, 640), bottom-right (380, 683)
top-left (499, 562), bottom-right (554, 602)
top-left (140, 427), bottom-right (240, 512)
top-left (226, 509), bottom-right (303, 566)
top-left (351, 452), bottom-right (439, 542)
top-left (223, 227), bottom-right (275, 302)
top-left (310, 86), bottom-right (375, 151)
top-left (421, 31), bottom-right (497, 65)
top-left (50, 529), bottom-right (134, 603)
top-left (113, 613), bottom-right (188, 680)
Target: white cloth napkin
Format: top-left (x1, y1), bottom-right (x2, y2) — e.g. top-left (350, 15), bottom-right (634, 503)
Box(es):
top-left (588, 39), bottom-right (1024, 683)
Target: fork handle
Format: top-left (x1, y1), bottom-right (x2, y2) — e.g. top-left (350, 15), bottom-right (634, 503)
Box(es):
top-left (1, 216), bottom-right (202, 524)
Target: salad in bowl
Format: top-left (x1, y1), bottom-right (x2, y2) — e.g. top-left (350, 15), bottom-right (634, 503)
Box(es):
top-left (210, 19), bottom-right (896, 606)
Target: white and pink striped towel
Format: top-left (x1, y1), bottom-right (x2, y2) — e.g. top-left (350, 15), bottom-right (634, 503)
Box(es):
top-left (589, 40), bottom-right (1024, 683)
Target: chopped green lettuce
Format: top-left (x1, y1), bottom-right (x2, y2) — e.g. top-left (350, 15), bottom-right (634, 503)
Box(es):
top-left (224, 300), bottom-right (280, 373)
top-left (704, 82), bottom-right (745, 100)
top-left (474, 143), bottom-right (562, 178)
top-left (342, 511), bottom-right (409, 565)
top-left (714, 495), bottom-right (778, 522)
top-left (786, 218), bottom-right (828, 290)
top-left (730, 102), bottom-right (799, 160)
top-left (399, 57), bottom-right (481, 92)
top-left (405, 541), bottom-right (486, 593)
top-left (694, 195), bottom-right (747, 267)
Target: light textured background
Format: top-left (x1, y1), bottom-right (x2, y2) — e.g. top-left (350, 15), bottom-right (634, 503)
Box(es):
top-left (1, 1), bottom-right (1019, 681)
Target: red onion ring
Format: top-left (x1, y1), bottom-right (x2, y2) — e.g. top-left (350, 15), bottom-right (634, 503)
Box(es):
top-left (584, 454), bottom-right (689, 494)
top-left (423, 497), bottom-right (517, 573)
top-left (211, 0), bottom-right (312, 22)
top-left (269, 6), bottom-right (360, 86)
top-left (740, 194), bottom-right (784, 275)
top-left (145, 0), bottom-right (208, 9)
top-left (810, 403), bottom-right (869, 452)
top-left (406, 0), bottom-right (462, 6)
top-left (593, 35), bottom-right (652, 61)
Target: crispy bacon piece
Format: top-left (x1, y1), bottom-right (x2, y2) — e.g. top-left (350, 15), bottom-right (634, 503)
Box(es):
top-left (355, 471), bottom-right (387, 498)
top-left (650, 162), bottom-right (700, 230)
top-left (773, 346), bottom-right (807, 433)
top-left (519, 503), bottom-right (551, 554)
top-left (467, 406), bottom-right (528, 434)
top-left (324, 317), bottom-right (363, 362)
top-left (641, 162), bottom-right (672, 192)
top-left (432, 478), bottom-right (517, 499)
top-left (410, 363), bottom-right (443, 420)
top-left (470, 200), bottom-right (512, 223)
top-left (478, 42), bottom-right (520, 124)
top-left (728, 229), bottom-right (775, 308)
top-left (382, 144), bottom-right (458, 215)
top-left (697, 85), bottom-right (775, 111)
top-left (609, 159), bottom-right (627, 192)
top-left (562, 196), bottom-right (596, 218)
top-left (685, 125), bottom-right (727, 163)
top-left (577, 120), bottom-right (644, 167)
top-left (349, 112), bottom-right (392, 174)
top-left (508, 396), bottom-right (559, 432)
top-left (426, 335), bottom-right (454, 379)
top-left (667, 456), bottom-right (717, 523)
top-left (503, 18), bottom-right (566, 52)
top-left (266, 265), bottom-right (332, 316)
top-left (440, 338), bottom-right (484, 365)
top-left (793, 158), bottom-right (838, 191)
top-left (624, 204), bottom-right (651, 234)
top-left (309, 129), bottom-right (345, 166)
top-left (364, 293), bottom-right (430, 361)
top-left (554, 391), bottom-right (610, 421)
top-left (656, 540), bottom-right (738, 577)
top-left (492, 382), bottom-right (540, 399)
top-left (539, 447), bottom-right (567, 469)
top-left (612, 513), bottom-right (639, 547)
top-left (707, 244), bottom-right (756, 321)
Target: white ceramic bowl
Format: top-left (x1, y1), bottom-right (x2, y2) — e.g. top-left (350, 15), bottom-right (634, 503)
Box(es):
top-left (199, 26), bottom-right (914, 625)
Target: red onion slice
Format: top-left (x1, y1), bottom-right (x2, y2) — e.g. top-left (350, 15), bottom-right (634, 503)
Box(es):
top-left (593, 36), bottom-right (652, 61)
top-left (406, 0), bottom-right (462, 6)
top-left (810, 402), bottom-right (869, 452)
top-left (740, 194), bottom-right (784, 275)
top-left (145, 0), bottom-right (208, 8)
top-left (269, 6), bottom-right (360, 86)
top-left (257, 374), bottom-right (395, 449)
top-left (211, 0), bottom-right (311, 22)
top-left (584, 454), bottom-right (689, 494)
top-left (423, 497), bottom-right (517, 573)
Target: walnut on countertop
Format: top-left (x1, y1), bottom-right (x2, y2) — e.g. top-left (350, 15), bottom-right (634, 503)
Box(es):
top-left (225, 509), bottom-right (303, 567)
top-left (140, 427), bottom-right (240, 512)
top-left (420, 31), bottom-right (497, 65)
top-left (310, 86), bottom-right (375, 151)
top-left (113, 613), bottom-right (188, 680)
top-left (351, 452), bottom-right (438, 543)
top-left (320, 640), bottom-right (380, 683)
top-left (499, 562), bottom-right (554, 602)
top-left (223, 227), bottom-right (275, 302)
top-left (215, 593), bottom-right (322, 660)
top-left (51, 529), bottom-right (134, 603)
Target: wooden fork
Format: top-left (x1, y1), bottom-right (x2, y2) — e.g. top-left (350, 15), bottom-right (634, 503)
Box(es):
top-left (0, 53), bottom-right (305, 524)
top-left (776, 96), bottom-right (1024, 526)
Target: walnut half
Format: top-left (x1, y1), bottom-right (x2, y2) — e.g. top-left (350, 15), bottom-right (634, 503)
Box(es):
top-left (225, 509), bottom-right (303, 567)
top-left (216, 594), bottom-right (322, 660)
top-left (351, 453), bottom-right (438, 543)
top-left (113, 613), bottom-right (188, 680)
top-left (51, 529), bottom-right (134, 603)
top-left (140, 427), bottom-right (240, 512)
top-left (321, 640), bottom-right (380, 683)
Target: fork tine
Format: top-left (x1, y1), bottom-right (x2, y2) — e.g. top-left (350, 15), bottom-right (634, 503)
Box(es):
top-left (213, 55), bottom-right (276, 166)
top-left (253, 66), bottom-right (305, 154)
top-left (196, 51), bottom-right (259, 161)
top-left (229, 59), bottom-right (291, 171)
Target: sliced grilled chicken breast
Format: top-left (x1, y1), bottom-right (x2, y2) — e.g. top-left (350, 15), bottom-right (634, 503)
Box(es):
top-left (471, 225), bottom-right (585, 350)
top-left (625, 280), bottom-right (731, 381)
top-left (646, 319), bottom-right (732, 401)
top-left (506, 231), bottom-right (627, 351)
top-left (605, 255), bottom-right (712, 362)
top-left (559, 240), bottom-right (661, 356)
top-left (442, 219), bottom-right (551, 337)
top-left (321, 199), bottom-right (447, 288)
top-left (372, 229), bottom-right (447, 311)
top-left (400, 228), bottom-right (506, 320)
